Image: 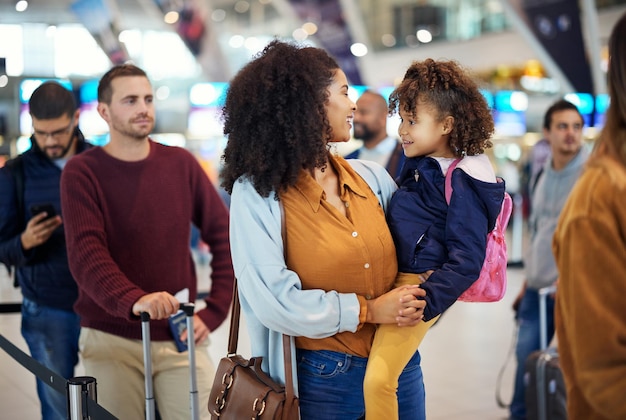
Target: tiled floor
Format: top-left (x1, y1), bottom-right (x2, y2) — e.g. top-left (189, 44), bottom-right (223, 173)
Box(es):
top-left (0, 262), bottom-right (522, 419)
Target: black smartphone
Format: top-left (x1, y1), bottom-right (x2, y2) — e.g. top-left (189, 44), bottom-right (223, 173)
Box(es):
top-left (29, 203), bottom-right (57, 221)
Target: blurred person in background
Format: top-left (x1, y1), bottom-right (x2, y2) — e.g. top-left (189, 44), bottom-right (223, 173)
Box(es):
top-left (0, 81), bottom-right (91, 420)
top-left (553, 11), bottom-right (626, 420)
top-left (520, 137), bottom-right (551, 219)
top-left (509, 99), bottom-right (588, 420)
top-left (527, 138), bottom-right (551, 201)
top-left (345, 90), bottom-right (405, 180)
top-left (60, 64), bottom-right (233, 420)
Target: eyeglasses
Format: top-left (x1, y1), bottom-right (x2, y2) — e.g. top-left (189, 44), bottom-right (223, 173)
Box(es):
top-left (33, 119), bottom-right (74, 140)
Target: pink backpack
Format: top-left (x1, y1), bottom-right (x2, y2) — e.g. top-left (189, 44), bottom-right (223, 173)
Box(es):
top-left (445, 158), bottom-right (513, 302)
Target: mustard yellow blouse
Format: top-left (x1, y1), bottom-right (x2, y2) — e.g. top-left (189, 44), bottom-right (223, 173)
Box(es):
top-left (281, 155), bottom-right (398, 357)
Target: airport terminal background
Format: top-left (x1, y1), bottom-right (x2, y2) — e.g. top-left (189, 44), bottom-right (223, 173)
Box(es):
top-left (1, 0), bottom-right (626, 418)
top-left (0, 0), bottom-right (625, 171)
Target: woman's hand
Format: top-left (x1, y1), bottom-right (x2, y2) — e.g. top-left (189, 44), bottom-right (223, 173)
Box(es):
top-left (366, 285), bottom-right (426, 327)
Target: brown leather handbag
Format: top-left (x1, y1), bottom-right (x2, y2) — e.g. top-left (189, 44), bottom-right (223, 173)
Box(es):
top-left (208, 280), bottom-right (299, 419)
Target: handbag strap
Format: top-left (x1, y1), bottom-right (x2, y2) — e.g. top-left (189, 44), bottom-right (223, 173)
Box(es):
top-left (227, 281), bottom-right (240, 355)
top-left (226, 199), bottom-right (296, 398)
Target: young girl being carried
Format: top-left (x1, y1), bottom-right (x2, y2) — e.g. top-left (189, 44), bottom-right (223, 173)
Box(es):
top-left (363, 59), bottom-right (506, 419)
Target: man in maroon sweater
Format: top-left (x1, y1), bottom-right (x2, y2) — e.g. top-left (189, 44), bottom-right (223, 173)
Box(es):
top-left (60, 64), bottom-right (234, 420)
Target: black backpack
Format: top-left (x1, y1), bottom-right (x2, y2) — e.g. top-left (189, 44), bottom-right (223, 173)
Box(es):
top-left (4, 155), bottom-right (24, 287)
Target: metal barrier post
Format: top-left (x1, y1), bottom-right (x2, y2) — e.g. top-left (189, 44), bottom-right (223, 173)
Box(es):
top-left (67, 376), bottom-right (97, 419)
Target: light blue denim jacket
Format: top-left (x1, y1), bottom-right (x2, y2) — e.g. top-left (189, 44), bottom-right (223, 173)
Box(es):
top-left (229, 159), bottom-right (397, 392)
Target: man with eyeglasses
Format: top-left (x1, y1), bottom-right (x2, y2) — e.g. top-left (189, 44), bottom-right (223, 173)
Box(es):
top-left (0, 81), bottom-right (91, 420)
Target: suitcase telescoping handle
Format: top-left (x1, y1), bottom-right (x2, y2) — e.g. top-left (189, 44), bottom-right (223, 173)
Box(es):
top-left (140, 311), bottom-right (155, 420)
top-left (181, 303), bottom-right (199, 420)
top-left (538, 285), bottom-right (557, 350)
top-left (141, 303), bottom-right (199, 420)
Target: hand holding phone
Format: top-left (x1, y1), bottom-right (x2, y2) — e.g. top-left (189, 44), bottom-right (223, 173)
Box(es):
top-left (22, 203), bottom-right (61, 251)
top-left (29, 203), bottom-right (57, 221)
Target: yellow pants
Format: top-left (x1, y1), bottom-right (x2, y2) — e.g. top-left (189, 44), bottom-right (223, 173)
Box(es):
top-left (79, 327), bottom-right (214, 420)
top-left (364, 272), bottom-right (439, 420)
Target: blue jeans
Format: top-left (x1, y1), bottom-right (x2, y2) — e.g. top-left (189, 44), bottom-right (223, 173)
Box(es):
top-left (297, 349), bottom-right (425, 420)
top-left (510, 289), bottom-right (555, 420)
top-left (21, 297), bottom-right (81, 420)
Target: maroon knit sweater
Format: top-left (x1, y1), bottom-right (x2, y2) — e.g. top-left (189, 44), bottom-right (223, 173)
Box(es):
top-left (60, 141), bottom-right (234, 341)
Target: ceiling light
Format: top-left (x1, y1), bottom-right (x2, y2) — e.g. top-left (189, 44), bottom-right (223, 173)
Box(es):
top-left (416, 29), bottom-right (432, 43)
top-left (234, 1), bottom-right (250, 13)
top-left (350, 43), bottom-right (368, 57)
top-left (211, 9), bottom-right (226, 22)
top-left (381, 34), bottom-right (396, 47)
top-left (292, 28), bottom-right (307, 41)
top-left (228, 35), bottom-right (245, 48)
top-left (15, 1), bottom-right (28, 12)
top-left (45, 26), bottom-right (57, 37)
top-left (156, 86), bottom-right (170, 100)
top-left (164, 11), bottom-right (180, 24)
top-left (302, 22), bottom-right (318, 35)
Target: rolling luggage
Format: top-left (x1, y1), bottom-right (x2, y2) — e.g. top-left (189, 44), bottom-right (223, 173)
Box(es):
top-left (524, 285), bottom-right (567, 420)
top-left (141, 303), bottom-right (200, 420)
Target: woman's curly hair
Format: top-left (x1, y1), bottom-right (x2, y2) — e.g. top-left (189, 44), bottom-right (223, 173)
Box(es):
top-left (389, 58), bottom-right (494, 156)
top-left (220, 40), bottom-right (339, 198)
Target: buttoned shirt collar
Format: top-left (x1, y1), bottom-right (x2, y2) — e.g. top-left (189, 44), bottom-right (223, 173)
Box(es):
top-left (293, 153), bottom-right (370, 213)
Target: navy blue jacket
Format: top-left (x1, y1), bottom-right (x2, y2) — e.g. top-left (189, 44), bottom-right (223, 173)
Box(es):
top-left (0, 131), bottom-right (91, 311)
top-left (387, 156), bottom-right (505, 321)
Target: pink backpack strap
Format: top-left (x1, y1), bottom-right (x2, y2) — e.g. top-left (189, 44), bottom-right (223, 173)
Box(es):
top-left (444, 158), bottom-right (462, 204)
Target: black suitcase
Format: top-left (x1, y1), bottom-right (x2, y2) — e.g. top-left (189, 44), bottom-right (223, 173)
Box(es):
top-left (524, 286), bottom-right (567, 420)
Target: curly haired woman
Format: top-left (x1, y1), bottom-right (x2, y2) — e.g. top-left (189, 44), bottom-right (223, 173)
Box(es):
top-left (363, 59), bottom-right (506, 419)
top-left (221, 40), bottom-right (428, 419)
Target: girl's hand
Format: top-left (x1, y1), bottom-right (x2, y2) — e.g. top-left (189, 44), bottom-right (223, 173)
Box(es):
top-left (366, 285), bottom-right (426, 326)
top-left (396, 289), bottom-right (427, 326)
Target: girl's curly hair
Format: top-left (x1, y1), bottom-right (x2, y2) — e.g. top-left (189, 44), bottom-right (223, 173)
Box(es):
top-left (220, 40), bottom-right (339, 198)
top-left (389, 59), bottom-right (494, 156)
